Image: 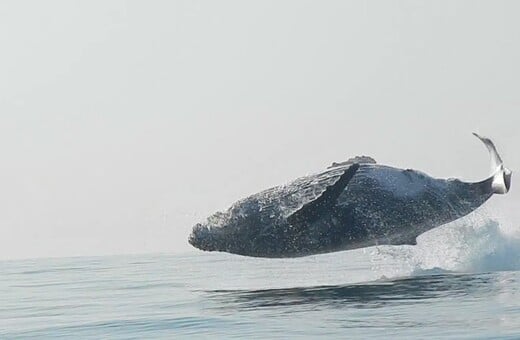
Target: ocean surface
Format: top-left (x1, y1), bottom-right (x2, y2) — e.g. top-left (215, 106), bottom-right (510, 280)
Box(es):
top-left (2, 218), bottom-right (520, 339)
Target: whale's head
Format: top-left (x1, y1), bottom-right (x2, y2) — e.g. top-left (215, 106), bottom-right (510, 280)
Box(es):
top-left (188, 197), bottom-right (272, 255)
top-left (188, 211), bottom-right (230, 252)
top-left (188, 223), bottom-right (216, 251)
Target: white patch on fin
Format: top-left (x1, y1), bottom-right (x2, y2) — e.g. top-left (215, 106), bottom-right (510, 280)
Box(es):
top-left (473, 132), bottom-right (512, 194)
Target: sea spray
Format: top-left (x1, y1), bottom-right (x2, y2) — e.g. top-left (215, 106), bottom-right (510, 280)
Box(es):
top-left (370, 216), bottom-right (520, 278)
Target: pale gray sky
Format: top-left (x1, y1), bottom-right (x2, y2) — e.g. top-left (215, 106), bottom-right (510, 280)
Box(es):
top-left (1, 1), bottom-right (519, 260)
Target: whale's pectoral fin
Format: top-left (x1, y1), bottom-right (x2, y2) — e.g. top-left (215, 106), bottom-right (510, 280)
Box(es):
top-left (288, 163), bottom-right (360, 226)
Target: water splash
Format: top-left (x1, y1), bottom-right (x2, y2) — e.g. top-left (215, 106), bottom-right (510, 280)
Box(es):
top-left (370, 216), bottom-right (520, 279)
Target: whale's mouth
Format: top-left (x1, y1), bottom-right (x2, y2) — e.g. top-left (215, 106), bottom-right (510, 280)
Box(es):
top-left (189, 210), bottom-right (233, 252)
top-left (188, 223), bottom-right (222, 252)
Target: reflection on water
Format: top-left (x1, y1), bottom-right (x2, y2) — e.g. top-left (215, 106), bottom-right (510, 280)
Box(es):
top-left (207, 273), bottom-right (493, 310)
top-left (2, 254), bottom-right (520, 339)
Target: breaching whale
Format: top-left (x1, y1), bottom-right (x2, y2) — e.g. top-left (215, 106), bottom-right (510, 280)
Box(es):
top-left (189, 134), bottom-right (511, 258)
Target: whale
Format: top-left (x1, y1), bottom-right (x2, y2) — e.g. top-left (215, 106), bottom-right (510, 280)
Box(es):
top-left (188, 134), bottom-right (511, 258)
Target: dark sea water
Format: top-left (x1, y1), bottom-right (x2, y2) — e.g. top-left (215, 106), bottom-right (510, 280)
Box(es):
top-left (2, 219), bottom-right (520, 339)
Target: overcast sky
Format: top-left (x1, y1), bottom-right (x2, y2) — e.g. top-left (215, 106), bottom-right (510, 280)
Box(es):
top-left (1, 0), bottom-right (519, 260)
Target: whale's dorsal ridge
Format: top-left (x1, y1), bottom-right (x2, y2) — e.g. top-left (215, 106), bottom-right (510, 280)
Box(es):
top-left (328, 156), bottom-right (376, 169)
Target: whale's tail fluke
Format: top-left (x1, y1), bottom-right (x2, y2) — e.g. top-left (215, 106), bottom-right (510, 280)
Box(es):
top-left (473, 133), bottom-right (512, 194)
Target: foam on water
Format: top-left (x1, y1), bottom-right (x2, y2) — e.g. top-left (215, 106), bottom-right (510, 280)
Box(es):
top-left (370, 214), bottom-right (520, 279)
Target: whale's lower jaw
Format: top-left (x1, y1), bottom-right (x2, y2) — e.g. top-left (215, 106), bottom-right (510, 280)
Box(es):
top-left (189, 223), bottom-right (259, 255)
top-left (188, 224), bottom-right (255, 256)
top-left (188, 220), bottom-right (376, 258)
top-left (188, 230), bottom-right (378, 258)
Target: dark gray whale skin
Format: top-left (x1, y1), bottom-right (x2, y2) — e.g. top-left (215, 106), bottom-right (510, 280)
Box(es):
top-left (189, 161), bottom-right (497, 258)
